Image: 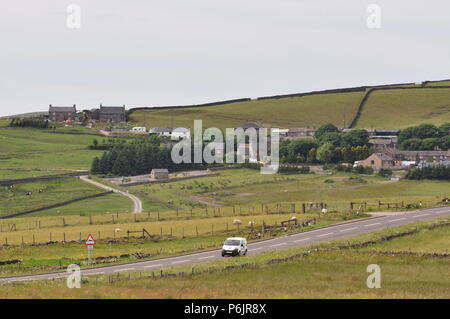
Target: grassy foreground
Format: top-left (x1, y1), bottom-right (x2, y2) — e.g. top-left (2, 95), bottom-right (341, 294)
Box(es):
top-left (0, 217), bottom-right (448, 298)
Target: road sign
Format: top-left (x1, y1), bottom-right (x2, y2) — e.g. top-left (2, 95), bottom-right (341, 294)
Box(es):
top-left (85, 234), bottom-right (96, 245)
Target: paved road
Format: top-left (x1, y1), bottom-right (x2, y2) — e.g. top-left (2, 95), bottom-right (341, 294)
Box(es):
top-left (1, 206), bottom-right (448, 283)
top-left (79, 176), bottom-right (142, 213)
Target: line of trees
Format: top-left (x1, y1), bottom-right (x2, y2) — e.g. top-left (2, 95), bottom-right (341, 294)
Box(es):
top-left (399, 123), bottom-right (450, 151)
top-left (405, 166), bottom-right (450, 180)
top-left (9, 118), bottom-right (50, 129)
top-left (280, 124), bottom-right (373, 164)
top-left (90, 137), bottom-right (217, 176)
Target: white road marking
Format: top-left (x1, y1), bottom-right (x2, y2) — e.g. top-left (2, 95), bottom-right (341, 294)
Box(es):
top-left (340, 227), bottom-right (358, 232)
top-left (364, 222), bottom-right (381, 227)
top-left (293, 238), bottom-right (311, 243)
top-left (415, 213), bottom-right (429, 217)
top-left (171, 260), bottom-right (190, 264)
top-left (198, 256), bottom-right (214, 260)
top-left (87, 272), bottom-right (104, 276)
top-left (114, 268), bottom-right (134, 273)
top-left (317, 232), bottom-right (334, 237)
top-left (144, 264), bottom-right (162, 269)
top-left (389, 218), bottom-right (405, 222)
top-left (270, 243), bottom-right (285, 247)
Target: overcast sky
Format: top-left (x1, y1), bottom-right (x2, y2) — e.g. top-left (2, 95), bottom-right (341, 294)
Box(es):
top-left (1, 0), bottom-right (450, 116)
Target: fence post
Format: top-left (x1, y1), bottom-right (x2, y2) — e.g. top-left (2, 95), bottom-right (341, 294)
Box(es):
top-left (49, 232), bottom-right (52, 242)
top-left (33, 234), bottom-right (35, 245)
top-left (302, 203), bottom-right (306, 214)
top-left (211, 224), bottom-right (214, 236)
top-left (196, 226), bottom-right (198, 237)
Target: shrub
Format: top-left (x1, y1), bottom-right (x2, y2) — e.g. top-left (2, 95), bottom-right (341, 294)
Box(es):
top-left (378, 168), bottom-right (393, 177)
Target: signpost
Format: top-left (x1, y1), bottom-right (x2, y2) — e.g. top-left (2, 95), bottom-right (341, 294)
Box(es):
top-left (85, 234), bottom-right (96, 265)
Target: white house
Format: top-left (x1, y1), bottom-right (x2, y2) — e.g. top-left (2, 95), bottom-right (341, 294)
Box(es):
top-left (131, 127), bottom-right (147, 133)
top-left (171, 128), bottom-right (191, 140)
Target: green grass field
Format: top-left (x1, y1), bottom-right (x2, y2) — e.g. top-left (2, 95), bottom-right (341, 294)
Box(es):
top-left (1, 218), bottom-right (447, 298)
top-left (0, 128), bottom-right (102, 172)
top-left (0, 178), bottom-right (106, 217)
top-left (129, 92), bottom-right (365, 130)
top-left (130, 168), bottom-right (450, 211)
top-left (129, 85), bottom-right (450, 130)
top-left (356, 88), bottom-right (450, 129)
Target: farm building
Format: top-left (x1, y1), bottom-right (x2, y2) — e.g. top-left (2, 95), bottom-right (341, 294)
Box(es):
top-left (285, 128), bottom-right (316, 140)
top-left (48, 105), bottom-right (77, 122)
top-left (150, 169), bottom-right (169, 180)
top-left (99, 105), bottom-right (127, 122)
top-left (358, 153), bottom-right (394, 169)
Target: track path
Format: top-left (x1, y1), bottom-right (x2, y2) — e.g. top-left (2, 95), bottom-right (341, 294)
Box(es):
top-left (79, 176), bottom-right (142, 213)
top-left (1, 206), bottom-right (448, 283)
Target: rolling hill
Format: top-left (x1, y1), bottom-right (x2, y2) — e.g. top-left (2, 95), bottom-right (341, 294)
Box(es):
top-left (128, 80), bottom-right (450, 130)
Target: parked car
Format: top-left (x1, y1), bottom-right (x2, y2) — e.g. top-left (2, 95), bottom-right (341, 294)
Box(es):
top-left (221, 237), bottom-right (248, 257)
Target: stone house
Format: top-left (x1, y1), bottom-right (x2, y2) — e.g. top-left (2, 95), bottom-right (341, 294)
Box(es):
top-left (358, 153), bottom-right (394, 169)
top-left (150, 169), bottom-right (169, 180)
top-left (99, 105), bottom-right (127, 122)
top-left (48, 105), bottom-right (77, 122)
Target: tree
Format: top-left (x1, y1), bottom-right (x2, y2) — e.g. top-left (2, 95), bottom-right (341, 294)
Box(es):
top-left (438, 123), bottom-right (450, 136)
top-left (416, 124), bottom-right (440, 139)
top-left (400, 138), bottom-right (423, 150)
top-left (316, 143), bottom-right (334, 163)
top-left (420, 138), bottom-right (440, 150)
top-left (318, 132), bottom-right (342, 147)
top-left (341, 129), bottom-right (369, 147)
top-left (91, 157), bottom-right (101, 174)
top-left (287, 139), bottom-right (319, 159)
top-left (439, 135), bottom-right (450, 151)
top-left (378, 168), bottom-right (393, 177)
top-left (315, 123), bottom-right (338, 140)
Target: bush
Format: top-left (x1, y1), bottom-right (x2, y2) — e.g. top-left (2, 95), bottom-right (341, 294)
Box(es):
top-left (378, 168), bottom-right (393, 177)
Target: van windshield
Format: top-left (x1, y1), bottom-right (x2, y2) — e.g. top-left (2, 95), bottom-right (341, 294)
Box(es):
top-left (224, 239), bottom-right (241, 246)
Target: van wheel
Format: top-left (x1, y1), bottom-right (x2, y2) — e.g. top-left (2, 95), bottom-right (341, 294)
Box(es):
top-left (243, 249), bottom-right (247, 256)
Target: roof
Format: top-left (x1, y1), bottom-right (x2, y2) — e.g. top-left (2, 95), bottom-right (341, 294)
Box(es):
top-left (151, 169), bottom-right (169, 173)
top-left (236, 122), bottom-right (264, 129)
top-left (49, 105), bottom-right (76, 112)
top-left (373, 153), bottom-right (393, 161)
top-left (172, 128), bottom-right (190, 133)
top-left (288, 128), bottom-right (316, 133)
top-left (149, 127), bottom-right (172, 133)
top-left (369, 139), bottom-right (393, 145)
top-left (99, 105), bottom-right (126, 114)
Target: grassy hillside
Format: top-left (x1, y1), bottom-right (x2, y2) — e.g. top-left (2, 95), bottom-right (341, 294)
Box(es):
top-left (129, 92), bottom-right (365, 130)
top-left (0, 128), bottom-right (102, 174)
top-left (129, 83), bottom-right (450, 130)
top-left (355, 88), bottom-right (450, 129)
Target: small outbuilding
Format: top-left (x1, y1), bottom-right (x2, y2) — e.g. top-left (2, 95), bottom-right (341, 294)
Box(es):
top-left (150, 168), bottom-right (169, 180)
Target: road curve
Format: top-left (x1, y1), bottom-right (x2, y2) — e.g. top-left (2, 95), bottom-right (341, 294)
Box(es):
top-left (79, 176), bottom-right (142, 213)
top-left (1, 206), bottom-right (448, 283)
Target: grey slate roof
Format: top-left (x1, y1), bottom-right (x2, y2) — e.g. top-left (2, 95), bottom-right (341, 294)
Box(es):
top-left (49, 105), bottom-right (76, 112)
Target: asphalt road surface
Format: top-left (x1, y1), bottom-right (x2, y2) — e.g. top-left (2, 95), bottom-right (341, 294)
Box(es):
top-left (1, 206), bottom-right (448, 284)
top-left (79, 175), bottom-right (142, 213)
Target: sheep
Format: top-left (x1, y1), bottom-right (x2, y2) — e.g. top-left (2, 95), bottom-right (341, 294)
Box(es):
top-left (232, 219), bottom-right (242, 225)
top-left (114, 228), bottom-right (122, 233)
top-left (321, 208), bottom-right (328, 214)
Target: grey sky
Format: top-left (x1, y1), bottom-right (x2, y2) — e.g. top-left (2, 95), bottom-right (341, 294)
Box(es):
top-left (1, 0), bottom-right (450, 116)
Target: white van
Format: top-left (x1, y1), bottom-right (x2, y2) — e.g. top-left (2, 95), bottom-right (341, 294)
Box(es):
top-left (221, 237), bottom-right (248, 257)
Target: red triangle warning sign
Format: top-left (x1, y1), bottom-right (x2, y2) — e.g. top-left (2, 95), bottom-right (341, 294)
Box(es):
top-left (85, 234), bottom-right (96, 245)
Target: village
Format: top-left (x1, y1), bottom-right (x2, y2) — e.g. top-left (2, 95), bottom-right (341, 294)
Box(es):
top-left (46, 104), bottom-right (450, 178)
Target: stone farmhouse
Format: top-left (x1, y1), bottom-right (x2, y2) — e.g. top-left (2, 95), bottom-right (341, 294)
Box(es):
top-left (48, 105), bottom-right (77, 122)
top-left (98, 105), bottom-right (127, 122)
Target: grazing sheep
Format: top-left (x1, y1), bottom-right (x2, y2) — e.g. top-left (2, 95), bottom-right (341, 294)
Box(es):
top-left (321, 208), bottom-right (328, 214)
top-left (290, 216), bottom-right (297, 220)
top-left (233, 219), bottom-right (242, 225)
top-left (115, 228), bottom-right (122, 233)
top-left (248, 221), bottom-right (255, 226)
